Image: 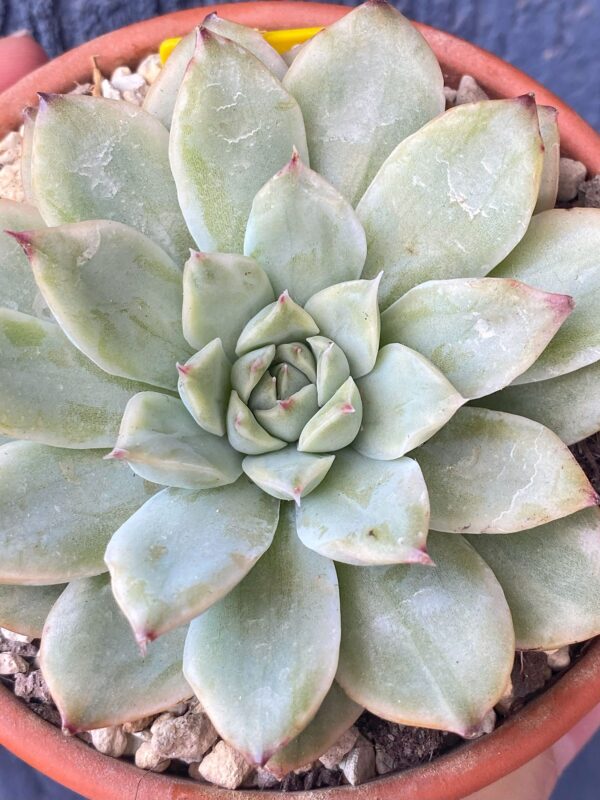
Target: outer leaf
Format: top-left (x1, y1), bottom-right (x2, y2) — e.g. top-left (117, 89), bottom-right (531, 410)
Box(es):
top-left (236, 291), bottom-right (319, 356)
top-left (354, 344), bottom-right (464, 460)
top-left (105, 479), bottom-right (280, 642)
top-left (0, 441), bottom-right (155, 584)
top-left (337, 533), bottom-right (514, 736)
top-left (31, 94), bottom-right (192, 264)
top-left (203, 14), bottom-right (288, 79)
top-left (0, 309), bottom-right (148, 448)
top-left (304, 276), bottom-right (381, 378)
top-left (255, 385), bottom-right (319, 442)
top-left (493, 208), bottom-right (600, 382)
top-left (177, 339), bottom-right (231, 437)
top-left (380, 278), bottom-right (573, 399)
top-left (21, 220), bottom-right (191, 390)
top-left (414, 407), bottom-right (597, 533)
top-left (0, 199), bottom-right (47, 318)
top-left (169, 29), bottom-right (308, 252)
top-left (244, 151), bottom-right (366, 304)
top-left (297, 449), bottom-right (430, 566)
top-left (40, 575), bottom-right (190, 731)
top-left (298, 377), bottom-right (362, 453)
top-left (358, 97), bottom-right (543, 308)
top-left (479, 360), bottom-right (600, 445)
top-left (226, 391), bottom-right (286, 455)
top-left (183, 505), bottom-right (340, 765)
top-left (468, 508), bottom-right (600, 650)
top-left (242, 446), bottom-right (335, 503)
top-left (266, 682), bottom-right (362, 778)
top-left (111, 392), bottom-right (242, 489)
top-left (282, 1), bottom-right (444, 205)
top-left (231, 345), bottom-right (275, 403)
top-left (0, 583), bottom-right (65, 637)
top-left (182, 251), bottom-right (274, 360)
top-left (534, 106), bottom-right (560, 214)
top-left (308, 335), bottom-right (351, 406)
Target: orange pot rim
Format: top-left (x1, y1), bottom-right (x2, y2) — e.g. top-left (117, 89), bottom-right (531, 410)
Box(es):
top-left (0, 3), bottom-right (599, 799)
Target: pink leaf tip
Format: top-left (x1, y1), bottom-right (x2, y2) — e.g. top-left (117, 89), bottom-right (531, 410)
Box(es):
top-left (104, 447), bottom-right (128, 461)
top-left (340, 403), bottom-right (355, 415)
top-left (5, 229), bottom-right (33, 259)
top-left (278, 290), bottom-right (290, 305)
top-left (176, 362), bottom-right (191, 377)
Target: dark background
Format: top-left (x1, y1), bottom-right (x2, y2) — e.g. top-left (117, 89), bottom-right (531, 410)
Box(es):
top-left (0, 0), bottom-right (599, 797)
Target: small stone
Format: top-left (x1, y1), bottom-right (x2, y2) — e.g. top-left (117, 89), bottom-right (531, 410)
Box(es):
top-left (13, 669), bottom-right (53, 703)
top-left (375, 746), bottom-right (395, 775)
top-left (443, 86), bottom-right (457, 108)
top-left (101, 79), bottom-right (121, 100)
top-left (476, 709), bottom-right (496, 736)
top-left (90, 726), bottom-right (128, 758)
top-left (256, 767), bottom-right (280, 789)
top-left (317, 767), bottom-right (344, 787)
top-left (0, 161), bottom-right (24, 201)
top-left (455, 75), bottom-right (489, 105)
top-left (122, 89), bottom-right (145, 106)
top-left (188, 762), bottom-right (205, 781)
top-left (0, 652), bottom-right (28, 675)
top-left (123, 731), bottom-right (149, 756)
top-left (0, 637), bottom-right (37, 657)
top-left (319, 725), bottom-right (360, 769)
top-left (137, 53), bottom-right (162, 85)
top-left (0, 627), bottom-right (31, 643)
top-left (495, 678), bottom-right (515, 715)
top-left (163, 700), bottom-right (190, 716)
top-left (150, 711), bottom-right (218, 762)
top-left (111, 69), bottom-right (146, 95)
top-left (578, 175), bottom-right (600, 208)
top-left (546, 646), bottom-right (571, 671)
top-left (122, 715), bottom-right (156, 733)
top-left (558, 157), bottom-right (587, 202)
top-left (198, 740), bottom-right (253, 790)
top-left (340, 734), bottom-right (376, 786)
top-left (69, 82), bottom-right (93, 95)
top-left (187, 696), bottom-right (204, 714)
top-left (134, 741), bottom-right (171, 772)
top-left (0, 131), bottom-right (21, 152)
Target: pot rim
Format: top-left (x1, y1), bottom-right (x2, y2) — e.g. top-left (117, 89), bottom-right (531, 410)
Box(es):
top-left (1, 3), bottom-right (599, 799)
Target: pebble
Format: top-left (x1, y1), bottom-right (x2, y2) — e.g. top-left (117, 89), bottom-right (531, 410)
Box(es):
top-left (1, 628), bottom-right (32, 643)
top-left (101, 79), bottom-right (121, 100)
top-left (495, 678), bottom-right (515, 715)
top-left (13, 669), bottom-right (53, 703)
top-left (150, 710), bottom-right (218, 763)
top-left (546, 646), bottom-right (571, 671)
top-left (579, 175), bottom-right (600, 207)
top-left (455, 74), bottom-right (489, 105)
top-left (0, 652), bottom-right (28, 674)
top-left (558, 157), bottom-right (587, 201)
top-left (122, 715), bottom-right (157, 733)
top-left (319, 725), bottom-right (360, 769)
top-left (443, 85), bottom-right (457, 108)
top-left (123, 731), bottom-right (150, 757)
top-left (375, 746), bottom-right (395, 776)
top-left (196, 740), bottom-right (253, 790)
top-left (110, 66), bottom-right (146, 94)
top-left (137, 53), bottom-right (162, 85)
top-left (90, 726), bottom-right (128, 758)
top-left (134, 741), bottom-right (171, 772)
top-left (478, 709), bottom-right (497, 736)
top-left (340, 734), bottom-right (376, 786)
top-left (255, 767), bottom-right (280, 789)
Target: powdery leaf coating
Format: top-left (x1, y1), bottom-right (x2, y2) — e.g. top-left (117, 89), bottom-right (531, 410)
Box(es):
top-left (0, 441), bottom-right (155, 585)
top-left (273, 363), bottom-right (309, 398)
top-left (182, 251), bottom-right (274, 360)
top-left (308, 336), bottom-right (351, 406)
top-left (0, 309), bottom-right (149, 448)
top-left (283, 0), bottom-right (444, 205)
top-left (298, 377), bottom-right (362, 453)
top-left (242, 446), bottom-right (335, 503)
top-left (169, 30), bottom-right (308, 253)
top-left (274, 343), bottom-right (317, 383)
top-left (381, 277), bottom-right (573, 399)
top-left (354, 344), bottom-right (464, 460)
top-left (468, 508), bottom-right (600, 650)
top-left (111, 392), bottom-right (242, 489)
top-left (230, 345), bottom-right (276, 404)
top-left (266, 682), bottom-right (362, 777)
top-left (244, 152), bottom-right (366, 305)
top-left (0, 199), bottom-right (47, 318)
top-left (534, 106), bottom-right (560, 214)
top-left (493, 208), bottom-right (600, 383)
top-left (226, 391), bottom-right (286, 455)
top-left (358, 97), bottom-right (543, 308)
top-left (0, 583), bottom-right (65, 637)
top-left (40, 574), bottom-right (190, 731)
top-left (479, 360), bottom-right (600, 446)
top-left (183, 505), bottom-right (341, 765)
top-left (31, 94), bottom-right (193, 264)
top-left (255, 385), bottom-right (319, 442)
top-left (235, 291), bottom-right (319, 356)
top-left (414, 407), bottom-right (597, 533)
top-left (22, 220), bottom-right (192, 390)
top-left (296, 449), bottom-right (430, 566)
top-left (178, 339), bottom-right (231, 437)
top-left (336, 533), bottom-right (514, 736)
top-left (105, 478), bottom-right (280, 642)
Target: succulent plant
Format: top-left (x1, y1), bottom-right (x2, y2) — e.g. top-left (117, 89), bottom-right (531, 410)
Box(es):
top-left (1, 0), bottom-right (600, 773)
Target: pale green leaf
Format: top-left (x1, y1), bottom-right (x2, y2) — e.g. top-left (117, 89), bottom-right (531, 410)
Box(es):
top-left (266, 682), bottom-right (362, 777)
top-left (0, 440), bottom-right (155, 584)
top-left (255, 385), bottom-right (319, 442)
top-left (468, 508), bottom-right (600, 650)
top-left (183, 505), bottom-right (340, 764)
top-left (242, 446), bottom-right (335, 503)
top-left (358, 97), bottom-right (543, 308)
top-left (479, 360), bottom-right (600, 445)
top-left (248, 372), bottom-right (277, 411)
top-left (182, 251), bottom-right (274, 360)
top-left (105, 478), bottom-right (280, 642)
top-left (226, 391), bottom-right (286, 455)
top-left (231, 345), bottom-right (275, 404)
top-left (493, 208), bottom-right (600, 382)
top-left (283, 1), bottom-right (444, 205)
top-left (414, 407), bottom-right (597, 533)
top-left (0, 583), bottom-right (65, 637)
top-left (297, 449), bottom-right (430, 566)
top-left (381, 278), bottom-right (573, 399)
top-left (178, 339), bottom-right (231, 436)
top-left (534, 106), bottom-right (559, 214)
top-left (304, 276), bottom-right (381, 378)
top-left (308, 335), bottom-right (351, 406)
top-left (111, 392), bottom-right (242, 489)
top-left (31, 94), bottom-right (193, 264)
top-left (203, 14), bottom-right (287, 79)
top-left (0, 309), bottom-right (149, 448)
top-left (273, 363), bottom-right (310, 399)
top-left (20, 106), bottom-right (37, 204)
top-left (244, 151), bottom-right (366, 304)
top-left (0, 199), bottom-right (48, 318)
top-left (40, 574), bottom-right (190, 731)
top-left (274, 342), bottom-right (316, 383)
top-left (236, 291), bottom-right (319, 356)
top-left (298, 377), bottom-right (362, 453)
top-left (169, 29), bottom-right (308, 252)
top-left (337, 533), bottom-right (514, 736)
top-left (23, 220), bottom-right (191, 390)
top-left (354, 344), bottom-right (464, 460)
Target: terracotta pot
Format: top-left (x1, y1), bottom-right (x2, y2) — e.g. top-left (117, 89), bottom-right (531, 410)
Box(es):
top-left (0, 3), bottom-right (599, 799)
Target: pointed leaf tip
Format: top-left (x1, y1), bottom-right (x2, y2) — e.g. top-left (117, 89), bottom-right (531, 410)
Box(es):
top-left (4, 229), bottom-right (33, 258)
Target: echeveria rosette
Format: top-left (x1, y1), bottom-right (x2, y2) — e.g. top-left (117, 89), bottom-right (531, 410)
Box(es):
top-left (1, 0), bottom-right (600, 771)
